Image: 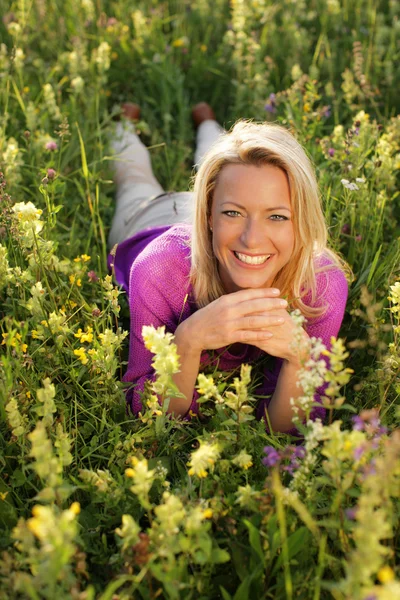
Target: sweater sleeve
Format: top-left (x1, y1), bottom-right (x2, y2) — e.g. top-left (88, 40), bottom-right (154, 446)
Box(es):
top-left (122, 227), bottom-right (198, 416)
top-left (255, 262), bottom-right (349, 429)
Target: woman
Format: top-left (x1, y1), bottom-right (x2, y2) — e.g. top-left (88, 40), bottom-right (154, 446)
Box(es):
top-left (109, 103), bottom-right (348, 433)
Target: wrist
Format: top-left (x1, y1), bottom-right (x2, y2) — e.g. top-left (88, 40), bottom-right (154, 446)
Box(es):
top-left (174, 320), bottom-right (203, 356)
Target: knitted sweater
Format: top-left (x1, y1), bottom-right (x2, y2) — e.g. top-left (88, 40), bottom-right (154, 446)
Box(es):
top-left (112, 223), bottom-right (348, 425)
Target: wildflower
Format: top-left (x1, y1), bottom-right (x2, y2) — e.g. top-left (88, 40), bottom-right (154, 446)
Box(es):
top-left (154, 492), bottom-right (186, 535)
top-left (328, 148), bottom-right (335, 157)
top-left (172, 37), bottom-right (189, 48)
top-left (232, 450), bottom-right (253, 470)
top-left (12, 201), bottom-right (43, 248)
top-left (87, 270), bottom-right (98, 282)
top-left (196, 373), bottom-right (224, 403)
top-left (341, 178), bottom-right (359, 191)
top-left (45, 140), bottom-right (58, 151)
top-left (142, 325), bottom-right (180, 396)
top-left (47, 168), bottom-right (56, 179)
top-left (92, 41), bottom-right (111, 74)
top-left (200, 44), bottom-right (207, 52)
top-left (342, 223), bottom-right (351, 234)
top-left (264, 92), bottom-right (277, 114)
top-left (6, 398), bottom-right (28, 437)
top-left (74, 254), bottom-right (91, 263)
top-left (36, 378), bottom-right (57, 427)
top-left (262, 446), bottom-right (280, 467)
top-left (74, 347), bottom-right (88, 365)
top-left (115, 514), bottom-right (140, 551)
top-left (74, 326), bottom-right (93, 343)
top-left (43, 83), bottom-right (62, 121)
top-left (71, 76), bottom-right (84, 93)
top-left (235, 484), bottom-right (259, 510)
top-left (377, 566), bottom-right (395, 584)
top-left (125, 457), bottom-right (155, 506)
top-left (187, 441), bottom-right (221, 478)
top-left (345, 507), bottom-right (358, 520)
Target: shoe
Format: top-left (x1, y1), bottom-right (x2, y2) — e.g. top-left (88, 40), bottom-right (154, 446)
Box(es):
top-left (120, 102), bottom-right (141, 121)
top-left (191, 102), bottom-right (216, 127)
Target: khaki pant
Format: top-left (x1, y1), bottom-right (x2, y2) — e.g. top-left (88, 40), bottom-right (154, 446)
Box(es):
top-left (108, 119), bottom-right (224, 248)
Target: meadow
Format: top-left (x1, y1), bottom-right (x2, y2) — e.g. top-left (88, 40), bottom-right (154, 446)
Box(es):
top-left (0, 0), bottom-right (399, 598)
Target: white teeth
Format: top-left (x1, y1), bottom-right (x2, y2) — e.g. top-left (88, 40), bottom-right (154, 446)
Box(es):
top-left (235, 252), bottom-right (271, 265)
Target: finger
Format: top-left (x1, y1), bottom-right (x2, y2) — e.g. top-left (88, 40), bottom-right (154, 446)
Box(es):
top-left (236, 329), bottom-right (274, 343)
top-left (239, 315), bottom-right (285, 330)
top-left (237, 297), bottom-right (288, 315)
top-left (227, 287), bottom-right (281, 304)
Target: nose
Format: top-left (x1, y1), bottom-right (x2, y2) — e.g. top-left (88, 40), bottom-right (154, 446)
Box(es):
top-left (240, 218), bottom-right (267, 250)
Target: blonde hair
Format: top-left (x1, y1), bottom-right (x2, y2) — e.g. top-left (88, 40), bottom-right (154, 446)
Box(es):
top-left (190, 120), bottom-right (345, 319)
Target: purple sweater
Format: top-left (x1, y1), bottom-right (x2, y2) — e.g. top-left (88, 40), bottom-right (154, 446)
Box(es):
top-left (112, 223), bottom-right (348, 424)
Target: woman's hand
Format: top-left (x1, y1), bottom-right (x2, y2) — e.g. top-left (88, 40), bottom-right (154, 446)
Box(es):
top-left (176, 287), bottom-right (290, 354)
top-left (251, 309), bottom-right (310, 364)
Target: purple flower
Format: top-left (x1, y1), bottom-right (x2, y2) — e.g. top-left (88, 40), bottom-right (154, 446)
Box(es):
top-left (328, 148), bottom-right (335, 157)
top-left (322, 105), bottom-right (331, 118)
top-left (45, 140), bottom-right (58, 151)
top-left (355, 234), bottom-right (362, 242)
top-left (345, 507), bottom-right (358, 520)
top-left (47, 168), bottom-right (56, 180)
top-left (264, 93), bottom-right (277, 114)
top-left (341, 223), bottom-right (351, 234)
top-left (352, 415), bottom-right (364, 431)
top-left (262, 446), bottom-right (280, 467)
top-left (353, 445), bottom-right (365, 461)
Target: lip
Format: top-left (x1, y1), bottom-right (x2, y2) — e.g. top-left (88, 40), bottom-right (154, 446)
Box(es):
top-left (231, 250), bottom-right (273, 269)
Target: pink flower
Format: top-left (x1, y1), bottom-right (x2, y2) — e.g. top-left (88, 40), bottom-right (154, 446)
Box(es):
top-left (47, 168), bottom-right (56, 180)
top-left (45, 140), bottom-right (58, 151)
top-left (87, 270), bottom-right (99, 283)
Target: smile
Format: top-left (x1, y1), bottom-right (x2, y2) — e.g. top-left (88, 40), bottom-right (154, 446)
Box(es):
top-left (233, 251), bottom-right (272, 265)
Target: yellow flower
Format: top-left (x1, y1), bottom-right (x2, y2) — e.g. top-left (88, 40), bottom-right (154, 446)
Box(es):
top-left (26, 391), bottom-right (31, 399)
top-left (200, 44), bottom-right (207, 52)
top-left (203, 508), bottom-right (213, 519)
top-left (187, 441), bottom-right (220, 478)
top-left (74, 326), bottom-right (93, 343)
top-left (232, 450), bottom-right (253, 470)
top-left (74, 254), bottom-right (91, 263)
top-left (0, 492), bottom-right (8, 500)
top-left (74, 347), bottom-right (88, 365)
top-left (125, 468), bottom-right (136, 478)
top-left (172, 36), bottom-right (188, 48)
top-left (31, 330), bottom-right (40, 339)
top-left (70, 502), bottom-right (81, 515)
top-left (69, 274), bottom-right (76, 285)
top-left (377, 566), bottom-right (395, 583)
top-left (303, 102), bottom-right (311, 113)
top-left (21, 343), bottom-right (28, 353)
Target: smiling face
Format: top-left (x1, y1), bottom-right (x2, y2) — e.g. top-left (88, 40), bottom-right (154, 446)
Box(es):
top-left (209, 163), bottom-right (295, 293)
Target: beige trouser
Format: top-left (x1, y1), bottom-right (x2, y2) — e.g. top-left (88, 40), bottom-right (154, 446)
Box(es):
top-left (108, 119), bottom-right (224, 248)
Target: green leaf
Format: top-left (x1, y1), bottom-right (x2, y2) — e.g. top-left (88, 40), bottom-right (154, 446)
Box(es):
top-left (243, 518), bottom-right (265, 565)
top-left (271, 527), bottom-right (312, 576)
top-left (210, 547), bottom-right (231, 564)
top-left (219, 587), bottom-right (233, 600)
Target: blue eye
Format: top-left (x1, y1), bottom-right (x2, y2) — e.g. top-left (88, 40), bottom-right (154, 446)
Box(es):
top-left (270, 214), bottom-right (289, 221)
top-left (223, 210), bottom-right (241, 217)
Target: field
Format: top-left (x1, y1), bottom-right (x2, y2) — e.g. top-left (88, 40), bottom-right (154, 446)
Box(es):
top-left (0, 0), bottom-right (400, 598)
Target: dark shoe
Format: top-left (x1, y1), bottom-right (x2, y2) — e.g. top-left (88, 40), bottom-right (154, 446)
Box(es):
top-left (191, 102), bottom-right (216, 128)
top-left (120, 102), bottom-right (141, 121)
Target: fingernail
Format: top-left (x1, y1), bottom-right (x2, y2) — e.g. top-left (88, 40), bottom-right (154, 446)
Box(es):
top-left (271, 289), bottom-right (280, 295)
top-left (280, 299), bottom-right (288, 307)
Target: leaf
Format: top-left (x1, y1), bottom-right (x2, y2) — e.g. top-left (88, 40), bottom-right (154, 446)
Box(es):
top-left (271, 527), bottom-right (311, 576)
top-left (76, 122), bottom-right (89, 180)
top-left (210, 547), bottom-right (231, 564)
top-left (219, 587), bottom-right (233, 600)
top-left (243, 519), bottom-right (265, 565)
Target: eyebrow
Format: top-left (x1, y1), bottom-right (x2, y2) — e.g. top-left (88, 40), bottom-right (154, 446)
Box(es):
top-left (221, 201), bottom-right (291, 212)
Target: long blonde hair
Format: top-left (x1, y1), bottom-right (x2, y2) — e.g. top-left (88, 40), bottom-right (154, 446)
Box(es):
top-left (190, 120), bottom-right (345, 319)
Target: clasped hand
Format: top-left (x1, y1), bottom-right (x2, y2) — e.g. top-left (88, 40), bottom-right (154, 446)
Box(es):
top-left (183, 287), bottom-right (309, 364)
